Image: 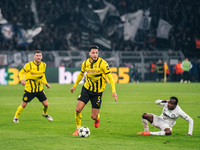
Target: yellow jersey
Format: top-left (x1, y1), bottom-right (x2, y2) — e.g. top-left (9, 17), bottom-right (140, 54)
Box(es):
top-left (19, 61), bottom-right (47, 93)
top-left (74, 57), bottom-right (116, 93)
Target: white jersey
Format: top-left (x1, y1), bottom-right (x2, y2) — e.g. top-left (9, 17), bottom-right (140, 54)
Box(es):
top-left (155, 100), bottom-right (193, 135)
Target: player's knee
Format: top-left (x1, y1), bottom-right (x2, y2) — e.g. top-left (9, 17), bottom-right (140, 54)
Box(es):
top-left (142, 113), bottom-right (148, 119)
top-left (76, 108), bottom-right (82, 113)
top-left (42, 100), bottom-right (48, 107)
top-left (21, 102), bottom-right (27, 108)
top-left (165, 129), bottom-right (172, 135)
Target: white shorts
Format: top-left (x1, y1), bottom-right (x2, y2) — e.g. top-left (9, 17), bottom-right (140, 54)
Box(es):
top-left (151, 114), bottom-right (172, 131)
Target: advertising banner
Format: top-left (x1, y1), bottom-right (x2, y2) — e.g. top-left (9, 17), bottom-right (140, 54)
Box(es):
top-left (0, 67), bottom-right (130, 85)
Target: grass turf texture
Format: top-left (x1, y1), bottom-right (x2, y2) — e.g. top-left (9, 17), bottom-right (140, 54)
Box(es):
top-left (0, 83), bottom-right (200, 150)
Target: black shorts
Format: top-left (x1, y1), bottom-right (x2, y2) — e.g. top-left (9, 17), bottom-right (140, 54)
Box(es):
top-left (22, 90), bottom-right (47, 103)
top-left (78, 86), bottom-right (103, 109)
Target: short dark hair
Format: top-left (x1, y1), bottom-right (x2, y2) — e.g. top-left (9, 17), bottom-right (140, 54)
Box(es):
top-left (34, 50), bottom-right (42, 54)
top-left (170, 96), bottom-right (178, 104)
top-left (89, 45), bottom-right (99, 51)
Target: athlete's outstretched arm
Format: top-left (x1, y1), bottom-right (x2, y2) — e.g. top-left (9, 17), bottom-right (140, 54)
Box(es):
top-left (107, 73), bottom-right (117, 101)
top-left (179, 109), bottom-right (193, 135)
top-left (70, 71), bottom-right (84, 93)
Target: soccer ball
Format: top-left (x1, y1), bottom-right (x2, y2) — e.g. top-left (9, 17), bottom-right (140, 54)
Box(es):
top-left (78, 126), bottom-right (90, 138)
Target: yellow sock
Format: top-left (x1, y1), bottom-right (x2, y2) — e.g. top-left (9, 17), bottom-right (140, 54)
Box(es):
top-left (43, 106), bottom-right (49, 115)
top-left (75, 111), bottom-right (82, 129)
top-left (14, 105), bottom-right (24, 118)
top-left (96, 114), bottom-right (100, 120)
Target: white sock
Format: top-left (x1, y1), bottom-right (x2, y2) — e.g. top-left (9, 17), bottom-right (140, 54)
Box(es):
top-left (142, 118), bottom-right (149, 131)
top-left (150, 131), bottom-right (165, 135)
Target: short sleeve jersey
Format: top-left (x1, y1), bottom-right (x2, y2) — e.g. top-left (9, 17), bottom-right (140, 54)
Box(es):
top-left (19, 61), bottom-right (47, 93)
top-left (81, 57), bottom-right (110, 93)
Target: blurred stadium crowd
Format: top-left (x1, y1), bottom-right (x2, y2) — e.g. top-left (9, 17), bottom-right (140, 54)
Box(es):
top-left (0, 0), bottom-right (200, 57)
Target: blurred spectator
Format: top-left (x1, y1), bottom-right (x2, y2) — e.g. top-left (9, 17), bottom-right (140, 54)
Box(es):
top-left (0, 0), bottom-right (199, 59)
top-left (174, 59), bottom-right (183, 82)
top-left (189, 59), bottom-right (198, 82)
top-left (131, 68), bottom-right (140, 83)
top-left (180, 58), bottom-right (193, 83)
top-left (156, 59), bottom-right (164, 82)
top-left (68, 60), bottom-right (75, 68)
top-left (149, 61), bottom-right (156, 81)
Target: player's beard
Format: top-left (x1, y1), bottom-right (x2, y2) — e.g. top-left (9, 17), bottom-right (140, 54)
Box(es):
top-left (91, 56), bottom-right (98, 63)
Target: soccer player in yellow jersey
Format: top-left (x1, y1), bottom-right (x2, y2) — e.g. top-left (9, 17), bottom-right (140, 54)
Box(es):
top-left (70, 45), bottom-right (117, 135)
top-left (13, 50), bottom-right (53, 123)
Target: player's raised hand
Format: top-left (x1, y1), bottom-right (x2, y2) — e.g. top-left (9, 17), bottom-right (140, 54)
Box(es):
top-left (21, 80), bottom-right (26, 86)
top-left (112, 92), bottom-right (117, 102)
top-left (70, 86), bottom-right (76, 93)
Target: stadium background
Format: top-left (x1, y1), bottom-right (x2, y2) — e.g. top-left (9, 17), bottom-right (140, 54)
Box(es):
top-left (0, 1), bottom-right (200, 149)
top-left (0, 0), bottom-right (200, 84)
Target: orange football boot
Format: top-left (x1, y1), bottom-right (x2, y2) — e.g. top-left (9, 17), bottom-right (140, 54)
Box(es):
top-left (137, 131), bottom-right (151, 135)
top-left (72, 129), bottom-right (79, 135)
top-left (94, 119), bottom-right (100, 128)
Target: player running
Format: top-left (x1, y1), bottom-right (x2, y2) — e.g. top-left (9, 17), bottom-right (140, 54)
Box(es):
top-left (137, 96), bottom-right (193, 135)
top-left (70, 45), bottom-right (117, 135)
top-left (13, 50), bottom-right (53, 123)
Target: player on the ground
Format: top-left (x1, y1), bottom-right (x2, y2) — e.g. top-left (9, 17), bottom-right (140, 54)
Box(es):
top-left (13, 50), bottom-right (53, 123)
top-left (137, 96), bottom-right (193, 135)
top-left (70, 45), bottom-right (117, 135)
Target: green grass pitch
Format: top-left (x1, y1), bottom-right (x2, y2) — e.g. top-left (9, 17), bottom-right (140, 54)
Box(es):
top-left (0, 83), bottom-right (200, 150)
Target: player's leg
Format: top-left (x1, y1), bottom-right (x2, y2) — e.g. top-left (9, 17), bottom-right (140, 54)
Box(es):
top-left (75, 100), bottom-right (85, 127)
top-left (13, 91), bottom-right (33, 123)
top-left (142, 113), bottom-right (152, 131)
top-left (137, 113), bottom-right (168, 135)
top-left (91, 94), bottom-right (102, 128)
top-left (72, 100), bottom-right (85, 135)
top-left (148, 115), bottom-right (171, 135)
top-left (142, 113), bottom-right (153, 123)
top-left (42, 100), bottom-right (49, 115)
top-left (13, 101), bottom-right (27, 123)
top-left (41, 100), bottom-right (53, 122)
top-left (150, 128), bottom-right (171, 135)
top-left (91, 108), bottom-right (100, 128)
top-left (137, 113), bottom-right (152, 135)
top-left (38, 91), bottom-right (53, 122)
top-left (73, 86), bottom-right (89, 135)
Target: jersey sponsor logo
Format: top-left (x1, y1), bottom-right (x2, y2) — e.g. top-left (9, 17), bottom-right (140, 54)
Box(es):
top-left (163, 110), bottom-right (176, 119)
top-left (31, 72), bottom-right (43, 75)
top-left (87, 70), bottom-right (101, 73)
top-left (163, 110), bottom-right (170, 118)
top-left (171, 114), bottom-right (176, 118)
